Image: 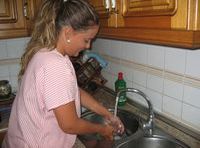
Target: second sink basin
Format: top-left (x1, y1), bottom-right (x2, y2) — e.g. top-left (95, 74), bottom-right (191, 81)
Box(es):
top-left (116, 134), bottom-right (190, 148)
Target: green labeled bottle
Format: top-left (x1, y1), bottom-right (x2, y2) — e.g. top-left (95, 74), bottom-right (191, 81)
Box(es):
top-left (115, 72), bottom-right (126, 106)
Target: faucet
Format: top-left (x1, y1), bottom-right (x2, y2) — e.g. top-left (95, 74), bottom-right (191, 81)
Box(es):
top-left (114, 88), bottom-right (154, 136)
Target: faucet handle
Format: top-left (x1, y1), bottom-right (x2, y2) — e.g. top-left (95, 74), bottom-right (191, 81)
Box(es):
top-left (138, 115), bottom-right (154, 136)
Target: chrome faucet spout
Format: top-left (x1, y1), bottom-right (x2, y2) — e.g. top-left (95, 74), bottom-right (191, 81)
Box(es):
top-left (115, 88), bottom-right (154, 136)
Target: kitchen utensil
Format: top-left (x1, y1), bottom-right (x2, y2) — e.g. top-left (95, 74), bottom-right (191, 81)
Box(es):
top-left (0, 80), bottom-right (12, 98)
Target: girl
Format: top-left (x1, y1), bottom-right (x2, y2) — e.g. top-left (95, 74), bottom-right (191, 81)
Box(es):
top-left (2, 0), bottom-right (124, 148)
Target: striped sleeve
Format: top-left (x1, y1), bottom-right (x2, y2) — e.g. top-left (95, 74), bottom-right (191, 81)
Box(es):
top-left (43, 58), bottom-right (76, 111)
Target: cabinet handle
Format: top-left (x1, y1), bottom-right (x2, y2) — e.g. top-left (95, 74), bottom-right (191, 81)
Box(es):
top-left (105, 0), bottom-right (110, 11)
top-left (111, 0), bottom-right (118, 13)
top-left (23, 0), bottom-right (29, 19)
top-left (111, 0), bottom-right (116, 9)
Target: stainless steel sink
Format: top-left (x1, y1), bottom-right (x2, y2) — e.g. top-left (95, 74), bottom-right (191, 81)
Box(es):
top-left (78, 109), bottom-right (140, 146)
top-left (116, 134), bottom-right (190, 148)
top-left (78, 108), bottom-right (189, 148)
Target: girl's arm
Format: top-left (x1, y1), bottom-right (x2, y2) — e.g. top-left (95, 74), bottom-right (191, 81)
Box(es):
top-left (80, 88), bottom-right (113, 119)
top-left (53, 101), bottom-right (113, 140)
top-left (80, 88), bottom-right (124, 134)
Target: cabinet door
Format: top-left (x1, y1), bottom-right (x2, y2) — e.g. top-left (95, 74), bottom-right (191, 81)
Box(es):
top-left (0, 0), bottom-right (28, 39)
top-left (122, 0), bottom-right (177, 29)
top-left (28, 0), bottom-right (43, 32)
top-left (88, 0), bottom-right (110, 27)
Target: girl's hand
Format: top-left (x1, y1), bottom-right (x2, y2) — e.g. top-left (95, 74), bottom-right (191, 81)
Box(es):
top-left (105, 116), bottom-right (125, 135)
top-left (100, 124), bottom-right (114, 141)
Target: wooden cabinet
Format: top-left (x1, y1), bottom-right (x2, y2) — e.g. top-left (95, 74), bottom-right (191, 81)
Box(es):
top-left (88, 0), bottom-right (110, 27)
top-left (0, 0), bottom-right (28, 39)
top-left (0, 0), bottom-right (43, 39)
top-left (28, 0), bottom-right (43, 31)
top-left (90, 0), bottom-right (200, 49)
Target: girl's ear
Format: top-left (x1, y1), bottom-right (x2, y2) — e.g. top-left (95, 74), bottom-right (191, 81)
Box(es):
top-left (62, 27), bottom-right (73, 44)
top-left (64, 26), bottom-right (75, 39)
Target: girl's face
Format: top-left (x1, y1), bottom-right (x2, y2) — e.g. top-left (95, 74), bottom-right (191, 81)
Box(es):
top-left (57, 25), bottom-right (99, 57)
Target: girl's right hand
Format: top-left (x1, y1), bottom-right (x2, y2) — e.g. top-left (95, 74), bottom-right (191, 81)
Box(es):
top-left (100, 124), bottom-right (114, 141)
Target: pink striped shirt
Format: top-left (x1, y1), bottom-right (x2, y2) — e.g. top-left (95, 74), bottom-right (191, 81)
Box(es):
top-left (3, 49), bottom-right (81, 148)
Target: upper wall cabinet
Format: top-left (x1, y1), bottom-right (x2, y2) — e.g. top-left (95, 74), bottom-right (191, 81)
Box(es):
top-left (0, 0), bottom-right (43, 39)
top-left (88, 0), bottom-right (110, 27)
top-left (122, 0), bottom-right (177, 29)
top-left (90, 0), bottom-right (200, 49)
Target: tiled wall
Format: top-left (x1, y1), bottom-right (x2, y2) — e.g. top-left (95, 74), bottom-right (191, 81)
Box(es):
top-left (0, 37), bottom-right (30, 92)
top-left (92, 38), bottom-right (200, 133)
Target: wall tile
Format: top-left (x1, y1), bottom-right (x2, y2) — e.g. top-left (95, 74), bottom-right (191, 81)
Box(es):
top-left (23, 37), bottom-right (30, 44)
top-left (0, 40), bottom-right (7, 60)
top-left (91, 39), bottom-right (101, 52)
top-left (93, 39), bottom-right (112, 56)
top-left (108, 61), bottom-right (121, 76)
top-left (130, 83), bottom-right (147, 107)
top-left (130, 42), bottom-right (148, 65)
top-left (0, 76), bottom-right (10, 82)
top-left (126, 81), bottom-right (133, 99)
top-left (182, 103), bottom-right (200, 129)
top-left (110, 40), bottom-right (122, 59)
top-left (183, 85), bottom-right (200, 108)
top-left (164, 79), bottom-right (183, 101)
top-left (126, 80), bottom-right (133, 89)
top-left (147, 45), bottom-right (165, 69)
top-left (163, 95), bottom-right (182, 119)
top-left (133, 70), bottom-right (147, 87)
top-left (165, 47), bottom-right (186, 74)
top-left (9, 63), bottom-right (20, 76)
top-left (147, 74), bottom-right (163, 93)
top-left (146, 89), bottom-right (162, 113)
top-left (0, 65), bottom-right (9, 77)
top-left (10, 76), bottom-right (18, 92)
top-left (6, 38), bottom-right (26, 58)
top-left (120, 41), bottom-right (136, 62)
top-left (185, 50), bottom-right (200, 79)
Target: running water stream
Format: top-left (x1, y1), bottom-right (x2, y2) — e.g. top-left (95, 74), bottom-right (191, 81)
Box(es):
top-left (114, 95), bottom-right (120, 117)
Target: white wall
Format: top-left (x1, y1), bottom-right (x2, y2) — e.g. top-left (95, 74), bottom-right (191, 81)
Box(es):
top-left (92, 38), bottom-right (200, 133)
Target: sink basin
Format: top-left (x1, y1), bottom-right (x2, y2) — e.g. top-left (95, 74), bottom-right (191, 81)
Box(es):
top-left (78, 109), bottom-right (140, 146)
top-left (79, 109), bottom-right (190, 148)
top-left (116, 135), bottom-right (190, 148)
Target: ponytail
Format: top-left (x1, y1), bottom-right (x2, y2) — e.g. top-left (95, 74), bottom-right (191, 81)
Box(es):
top-left (19, 0), bottom-right (99, 80)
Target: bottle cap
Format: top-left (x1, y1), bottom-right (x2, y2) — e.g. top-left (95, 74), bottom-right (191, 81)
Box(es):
top-left (118, 72), bottom-right (123, 80)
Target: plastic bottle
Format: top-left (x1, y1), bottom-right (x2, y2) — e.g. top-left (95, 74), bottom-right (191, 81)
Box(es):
top-left (115, 72), bottom-right (126, 106)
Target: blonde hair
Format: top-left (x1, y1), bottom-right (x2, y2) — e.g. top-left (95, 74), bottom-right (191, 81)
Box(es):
top-left (19, 0), bottom-right (99, 80)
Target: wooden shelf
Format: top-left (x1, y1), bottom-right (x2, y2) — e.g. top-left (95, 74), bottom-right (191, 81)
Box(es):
top-left (98, 27), bottom-right (200, 49)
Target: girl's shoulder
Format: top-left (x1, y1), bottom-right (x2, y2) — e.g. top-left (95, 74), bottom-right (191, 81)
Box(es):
top-left (27, 48), bottom-right (73, 75)
top-left (35, 48), bottom-right (71, 66)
